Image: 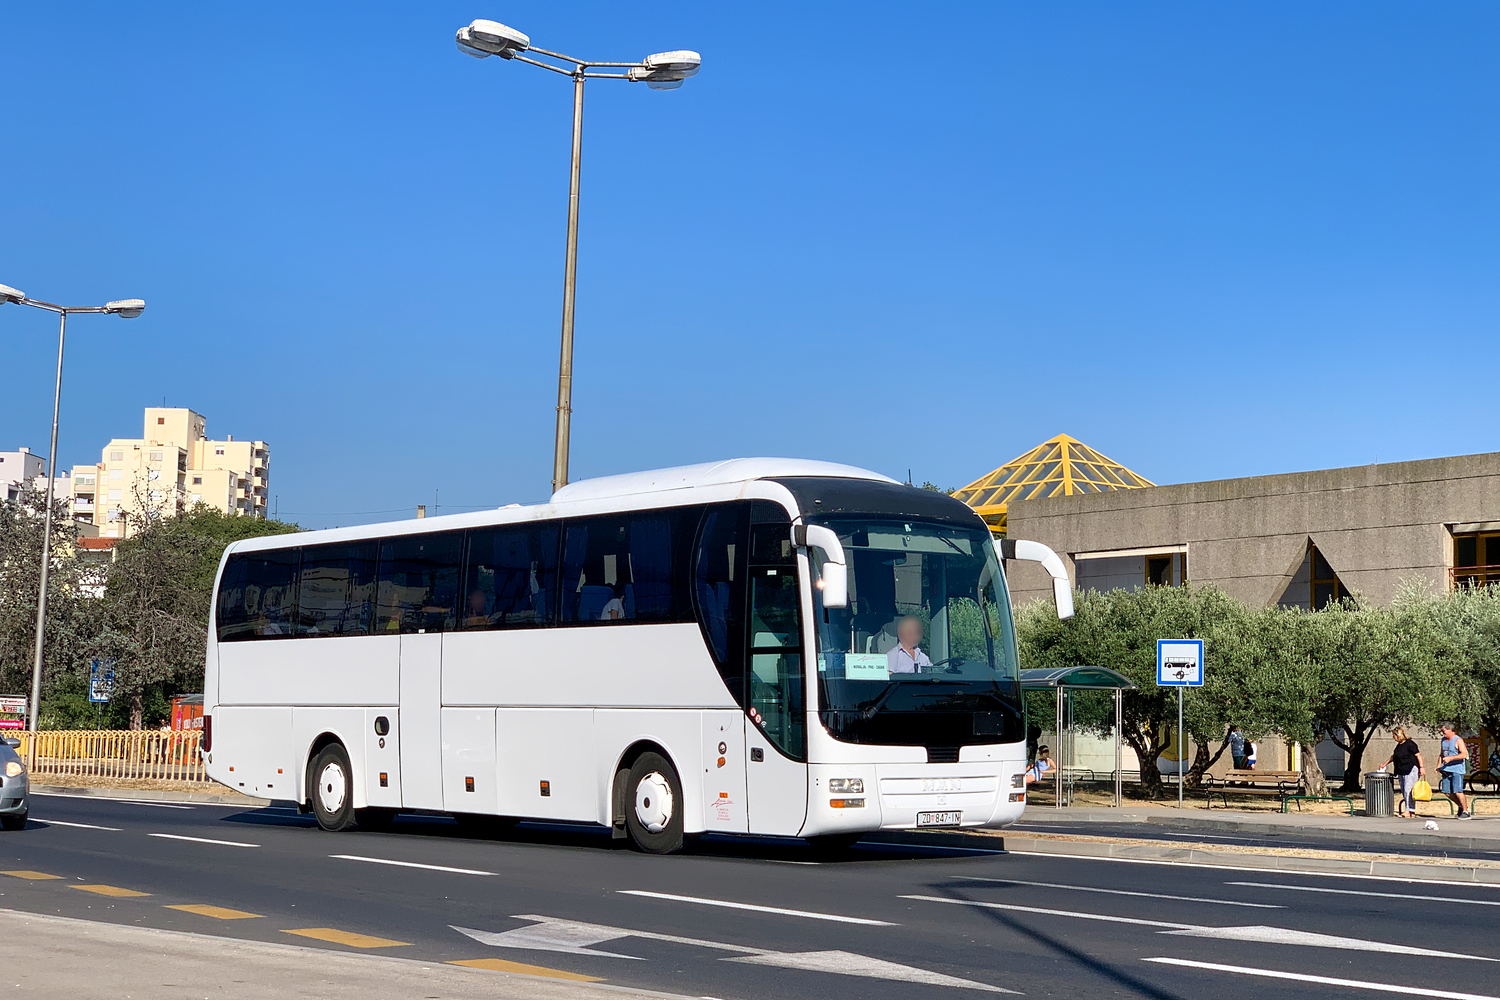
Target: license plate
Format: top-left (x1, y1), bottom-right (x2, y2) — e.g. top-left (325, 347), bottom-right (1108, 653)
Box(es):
top-left (916, 811), bottom-right (962, 828)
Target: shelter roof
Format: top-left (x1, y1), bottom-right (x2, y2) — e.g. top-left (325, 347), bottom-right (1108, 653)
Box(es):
top-left (1020, 666), bottom-right (1137, 690)
top-left (953, 434), bottom-right (1154, 535)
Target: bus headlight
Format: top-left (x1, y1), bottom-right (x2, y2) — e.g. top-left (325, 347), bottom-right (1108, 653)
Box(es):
top-left (1010, 773), bottom-right (1025, 789)
top-left (828, 778), bottom-right (864, 794)
top-left (5, 762), bottom-right (24, 778)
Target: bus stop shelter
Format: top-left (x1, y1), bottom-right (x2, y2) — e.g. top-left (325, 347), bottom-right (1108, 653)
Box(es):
top-left (1020, 666), bottom-right (1137, 808)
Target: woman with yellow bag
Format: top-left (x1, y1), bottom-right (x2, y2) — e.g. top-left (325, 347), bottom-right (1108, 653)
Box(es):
top-left (1383, 727), bottom-right (1427, 818)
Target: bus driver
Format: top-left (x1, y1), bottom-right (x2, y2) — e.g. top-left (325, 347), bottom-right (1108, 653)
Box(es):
top-left (886, 615), bottom-right (932, 674)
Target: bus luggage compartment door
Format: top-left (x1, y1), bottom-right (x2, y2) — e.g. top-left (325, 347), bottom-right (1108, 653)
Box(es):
top-left (397, 633), bottom-right (444, 810)
top-left (702, 710), bottom-right (747, 833)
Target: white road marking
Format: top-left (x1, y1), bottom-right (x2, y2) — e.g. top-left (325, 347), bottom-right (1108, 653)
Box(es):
top-left (1011, 848), bottom-right (1500, 888)
top-left (454, 915), bottom-right (762, 959)
top-left (1160, 924), bottom-right (1489, 961)
top-left (36, 819), bottom-right (121, 831)
top-left (32, 792), bottom-right (194, 809)
top-left (725, 951), bottom-right (1016, 992)
top-left (618, 890), bottom-right (897, 926)
top-left (148, 833), bottom-right (259, 848)
top-left (1143, 957), bottom-right (1500, 999)
top-left (902, 896), bottom-right (1487, 960)
top-left (454, 916), bottom-right (1010, 992)
top-left (330, 854), bottom-right (495, 876)
top-left (962, 875), bottom-right (1285, 908)
top-left (1227, 881), bottom-right (1500, 907)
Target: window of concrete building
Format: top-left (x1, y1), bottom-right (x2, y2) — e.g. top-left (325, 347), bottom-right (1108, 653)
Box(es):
top-left (1311, 543), bottom-right (1350, 608)
top-left (110, 452), bottom-right (123, 462)
top-left (1145, 553), bottom-right (1187, 587)
top-left (157, 417), bottom-right (164, 425)
top-left (149, 452), bottom-right (162, 462)
top-left (192, 476), bottom-right (202, 485)
top-left (1454, 531), bottom-right (1500, 589)
top-left (215, 448), bottom-right (225, 456)
top-left (108, 489), bottom-right (121, 501)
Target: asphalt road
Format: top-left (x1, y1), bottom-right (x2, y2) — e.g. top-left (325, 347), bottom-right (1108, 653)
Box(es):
top-left (3, 792), bottom-right (1498, 1000)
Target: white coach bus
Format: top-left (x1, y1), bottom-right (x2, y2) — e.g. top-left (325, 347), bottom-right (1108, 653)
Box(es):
top-left (203, 459), bottom-right (1073, 854)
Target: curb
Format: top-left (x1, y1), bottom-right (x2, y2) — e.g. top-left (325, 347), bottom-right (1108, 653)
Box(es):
top-left (996, 834), bottom-right (1500, 884)
top-left (31, 784), bottom-right (271, 807)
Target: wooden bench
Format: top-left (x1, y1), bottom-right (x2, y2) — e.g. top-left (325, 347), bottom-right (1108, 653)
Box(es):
top-left (1201, 769), bottom-right (1303, 809)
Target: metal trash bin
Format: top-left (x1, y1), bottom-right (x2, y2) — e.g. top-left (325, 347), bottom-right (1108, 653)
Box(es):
top-left (1365, 771), bottom-right (1395, 817)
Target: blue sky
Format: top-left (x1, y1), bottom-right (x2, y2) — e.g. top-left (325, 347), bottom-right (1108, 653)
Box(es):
top-left (2, 4), bottom-right (1497, 528)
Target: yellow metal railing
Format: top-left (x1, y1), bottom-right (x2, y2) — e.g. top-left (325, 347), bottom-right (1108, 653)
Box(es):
top-left (15, 730), bottom-right (207, 783)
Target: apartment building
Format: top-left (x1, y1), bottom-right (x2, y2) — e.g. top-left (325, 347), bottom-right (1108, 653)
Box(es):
top-left (0, 448), bottom-right (46, 503)
top-left (71, 408), bottom-right (270, 538)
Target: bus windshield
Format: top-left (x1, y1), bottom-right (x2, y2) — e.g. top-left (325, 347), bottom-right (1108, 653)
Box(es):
top-left (810, 517), bottom-right (1022, 750)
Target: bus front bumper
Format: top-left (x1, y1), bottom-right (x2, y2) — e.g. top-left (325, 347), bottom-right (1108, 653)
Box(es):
top-left (806, 759), bottom-right (1026, 835)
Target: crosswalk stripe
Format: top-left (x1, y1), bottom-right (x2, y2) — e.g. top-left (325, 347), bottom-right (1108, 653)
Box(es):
top-left (282, 927), bottom-right (410, 949)
top-left (71, 884), bottom-right (150, 897)
top-left (166, 904), bottom-right (262, 920)
top-left (450, 959), bottom-right (603, 982)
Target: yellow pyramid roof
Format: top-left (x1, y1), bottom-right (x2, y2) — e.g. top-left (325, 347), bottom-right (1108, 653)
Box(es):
top-left (953, 434), bottom-right (1155, 535)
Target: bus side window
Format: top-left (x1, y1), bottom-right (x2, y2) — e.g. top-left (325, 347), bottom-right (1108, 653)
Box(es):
top-left (560, 509), bottom-right (698, 625)
top-left (463, 525), bottom-right (559, 629)
top-left (376, 532), bottom-right (462, 633)
top-left (217, 549), bottom-right (301, 641)
top-left (296, 541), bottom-right (379, 637)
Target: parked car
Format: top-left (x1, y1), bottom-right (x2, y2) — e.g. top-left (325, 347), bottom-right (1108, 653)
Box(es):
top-left (0, 738), bottom-right (28, 830)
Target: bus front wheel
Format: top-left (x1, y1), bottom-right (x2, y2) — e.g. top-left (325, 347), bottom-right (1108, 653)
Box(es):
top-left (625, 752), bottom-right (684, 855)
top-left (310, 744), bottom-right (357, 832)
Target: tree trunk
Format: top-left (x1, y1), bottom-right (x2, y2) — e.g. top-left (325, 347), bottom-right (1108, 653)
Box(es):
top-left (129, 691), bottom-right (143, 731)
top-left (1300, 742), bottom-right (1330, 797)
top-left (1123, 722), bottom-right (1164, 799)
top-left (1185, 737), bottom-right (1231, 790)
top-left (1339, 722), bottom-right (1373, 793)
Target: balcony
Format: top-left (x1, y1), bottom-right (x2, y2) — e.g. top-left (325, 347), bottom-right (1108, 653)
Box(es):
top-left (1451, 565), bottom-right (1500, 589)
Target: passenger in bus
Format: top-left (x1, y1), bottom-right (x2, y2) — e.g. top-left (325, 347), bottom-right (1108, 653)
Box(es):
top-left (600, 584), bottom-right (627, 621)
top-left (886, 615), bottom-right (931, 673)
top-left (464, 588), bottom-right (493, 628)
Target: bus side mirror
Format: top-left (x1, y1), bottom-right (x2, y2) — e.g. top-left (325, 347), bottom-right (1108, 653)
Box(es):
top-left (794, 523), bottom-right (848, 609)
top-left (998, 538), bottom-right (1074, 620)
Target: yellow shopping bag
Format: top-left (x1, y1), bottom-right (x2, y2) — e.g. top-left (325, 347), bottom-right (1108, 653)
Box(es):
top-left (1413, 778), bottom-right (1432, 802)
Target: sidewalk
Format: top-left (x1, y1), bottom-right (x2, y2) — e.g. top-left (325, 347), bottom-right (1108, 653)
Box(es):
top-left (1016, 805), bottom-right (1500, 853)
top-left (0, 908), bottom-right (687, 1000)
top-left (31, 782), bottom-right (271, 806)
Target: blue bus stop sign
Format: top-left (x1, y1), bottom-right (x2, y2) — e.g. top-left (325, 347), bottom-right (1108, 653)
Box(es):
top-left (1156, 639), bottom-right (1204, 687)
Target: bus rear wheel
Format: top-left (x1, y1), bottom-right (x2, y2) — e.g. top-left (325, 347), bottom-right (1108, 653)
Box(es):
top-left (625, 752), bottom-right (684, 855)
top-left (310, 744), bottom-right (357, 832)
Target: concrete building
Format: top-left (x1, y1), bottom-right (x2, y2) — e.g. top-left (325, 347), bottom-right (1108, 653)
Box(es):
top-left (1000, 447), bottom-right (1500, 610)
top-left (70, 407), bottom-right (270, 538)
top-left (966, 439), bottom-right (1500, 782)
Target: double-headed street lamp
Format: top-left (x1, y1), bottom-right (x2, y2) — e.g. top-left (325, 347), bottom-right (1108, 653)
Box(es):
top-left (0, 285), bottom-right (144, 743)
top-left (455, 19), bottom-right (700, 493)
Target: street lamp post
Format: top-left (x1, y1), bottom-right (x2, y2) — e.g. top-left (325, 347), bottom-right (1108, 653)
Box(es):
top-left (456, 19), bottom-right (700, 493)
top-left (0, 285), bottom-right (144, 750)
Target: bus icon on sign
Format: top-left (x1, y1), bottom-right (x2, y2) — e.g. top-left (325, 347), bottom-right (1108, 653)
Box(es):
top-left (1156, 639), bottom-right (1204, 687)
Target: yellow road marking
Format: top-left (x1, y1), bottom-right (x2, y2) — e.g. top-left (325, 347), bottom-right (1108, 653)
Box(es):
top-left (282, 927), bottom-right (410, 949)
top-left (71, 884), bottom-right (151, 898)
top-left (166, 904), bottom-right (262, 920)
top-left (1, 870), bottom-right (60, 880)
top-left (450, 958), bottom-right (604, 982)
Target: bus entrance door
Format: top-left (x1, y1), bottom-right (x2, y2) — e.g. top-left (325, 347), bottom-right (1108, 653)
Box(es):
top-left (398, 632), bottom-right (444, 810)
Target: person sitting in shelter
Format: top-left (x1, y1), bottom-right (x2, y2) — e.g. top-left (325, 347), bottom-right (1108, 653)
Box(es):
top-left (886, 615), bottom-right (932, 674)
top-left (1026, 747), bottom-right (1055, 785)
